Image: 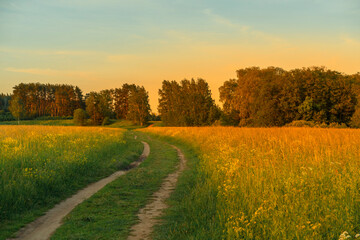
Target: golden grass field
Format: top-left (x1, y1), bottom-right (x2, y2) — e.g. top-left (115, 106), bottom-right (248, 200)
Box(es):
top-left (141, 127), bottom-right (360, 239)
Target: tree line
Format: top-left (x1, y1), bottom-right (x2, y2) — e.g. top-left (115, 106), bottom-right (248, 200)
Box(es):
top-left (84, 84), bottom-right (150, 126)
top-left (2, 66), bottom-right (360, 127)
top-left (3, 83), bottom-right (151, 126)
top-left (219, 67), bottom-right (360, 127)
top-left (10, 83), bottom-right (84, 118)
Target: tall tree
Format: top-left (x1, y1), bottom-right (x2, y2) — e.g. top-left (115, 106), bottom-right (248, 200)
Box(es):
top-left (85, 92), bottom-right (112, 125)
top-left (127, 86), bottom-right (151, 126)
top-left (114, 84), bottom-right (137, 119)
top-left (158, 78), bottom-right (218, 126)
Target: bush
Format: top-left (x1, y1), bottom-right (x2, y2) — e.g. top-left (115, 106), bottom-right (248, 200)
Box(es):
top-left (0, 111), bottom-right (15, 121)
top-left (212, 120), bottom-right (221, 126)
top-left (285, 120), bottom-right (315, 127)
top-left (73, 108), bottom-right (87, 126)
top-left (328, 122), bottom-right (348, 128)
top-left (102, 117), bottom-right (111, 126)
top-left (315, 122), bottom-right (328, 128)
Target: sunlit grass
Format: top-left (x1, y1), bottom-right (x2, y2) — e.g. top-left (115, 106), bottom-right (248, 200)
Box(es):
top-left (0, 126), bottom-right (142, 239)
top-left (141, 127), bottom-right (360, 239)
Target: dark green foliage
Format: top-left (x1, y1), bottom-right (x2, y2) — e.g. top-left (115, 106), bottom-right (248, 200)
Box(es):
top-left (10, 83), bottom-right (84, 119)
top-left (85, 91), bottom-right (113, 125)
top-left (158, 78), bottom-right (219, 126)
top-left (85, 85), bottom-right (150, 126)
top-left (220, 67), bottom-right (358, 127)
top-left (149, 113), bottom-right (161, 121)
top-left (0, 94), bottom-right (11, 112)
top-left (113, 84), bottom-right (137, 119)
top-left (73, 108), bottom-right (87, 126)
top-left (0, 111), bottom-right (15, 121)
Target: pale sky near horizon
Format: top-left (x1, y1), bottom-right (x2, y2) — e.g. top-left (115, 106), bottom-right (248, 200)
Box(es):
top-left (1, 0), bottom-right (359, 112)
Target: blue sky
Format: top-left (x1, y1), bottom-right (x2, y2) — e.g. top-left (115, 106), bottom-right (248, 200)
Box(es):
top-left (1, 0), bottom-right (359, 110)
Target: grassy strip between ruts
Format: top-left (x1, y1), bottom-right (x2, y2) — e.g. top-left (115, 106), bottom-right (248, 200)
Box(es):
top-left (0, 129), bottom-right (143, 240)
top-left (51, 131), bottom-right (179, 240)
top-left (140, 132), bottom-right (219, 240)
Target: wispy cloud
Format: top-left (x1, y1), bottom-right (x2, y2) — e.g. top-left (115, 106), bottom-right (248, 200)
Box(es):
top-left (4, 67), bottom-right (95, 79)
top-left (203, 8), bottom-right (283, 44)
top-left (106, 54), bottom-right (141, 62)
top-left (0, 48), bottom-right (95, 56)
top-left (203, 9), bottom-right (249, 31)
top-left (341, 35), bottom-right (360, 47)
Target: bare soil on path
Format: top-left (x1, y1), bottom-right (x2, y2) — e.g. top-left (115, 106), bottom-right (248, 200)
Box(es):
top-left (9, 141), bottom-right (150, 240)
top-left (127, 145), bottom-right (186, 240)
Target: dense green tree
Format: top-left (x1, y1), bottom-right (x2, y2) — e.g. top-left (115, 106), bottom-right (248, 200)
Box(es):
top-left (127, 86), bottom-right (151, 126)
top-left (11, 83), bottom-right (83, 118)
top-left (113, 84), bottom-right (137, 119)
top-left (85, 91), bottom-right (113, 125)
top-left (158, 80), bottom-right (183, 126)
top-left (159, 78), bottom-right (219, 126)
top-left (219, 67), bottom-right (357, 127)
top-left (84, 85), bottom-right (150, 126)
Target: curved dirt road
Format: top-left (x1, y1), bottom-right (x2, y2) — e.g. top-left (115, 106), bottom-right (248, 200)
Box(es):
top-left (9, 141), bottom-right (150, 240)
top-left (128, 145), bottom-right (186, 240)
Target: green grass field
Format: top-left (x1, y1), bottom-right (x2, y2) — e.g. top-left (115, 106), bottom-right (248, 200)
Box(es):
top-left (51, 132), bottom-right (179, 239)
top-left (0, 126), bottom-right (143, 240)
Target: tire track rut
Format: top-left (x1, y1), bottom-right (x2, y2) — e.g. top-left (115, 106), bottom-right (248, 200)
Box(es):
top-left (9, 141), bottom-right (150, 240)
top-left (127, 145), bottom-right (186, 240)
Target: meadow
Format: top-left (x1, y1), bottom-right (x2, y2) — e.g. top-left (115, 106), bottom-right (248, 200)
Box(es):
top-left (0, 126), bottom-right (142, 239)
top-left (141, 127), bottom-right (360, 239)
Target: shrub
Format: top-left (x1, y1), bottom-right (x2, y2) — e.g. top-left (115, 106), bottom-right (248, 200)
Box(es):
top-left (328, 122), bottom-right (348, 128)
top-left (0, 111), bottom-right (15, 121)
top-left (285, 120), bottom-right (315, 127)
top-left (315, 122), bottom-right (329, 128)
top-left (73, 108), bottom-right (87, 126)
top-left (102, 117), bottom-right (111, 126)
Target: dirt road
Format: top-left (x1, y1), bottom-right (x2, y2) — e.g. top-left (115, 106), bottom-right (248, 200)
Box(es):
top-left (9, 141), bottom-right (150, 240)
top-left (127, 145), bottom-right (186, 240)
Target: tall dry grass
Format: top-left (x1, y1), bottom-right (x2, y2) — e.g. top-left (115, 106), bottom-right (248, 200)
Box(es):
top-left (142, 127), bottom-right (360, 239)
